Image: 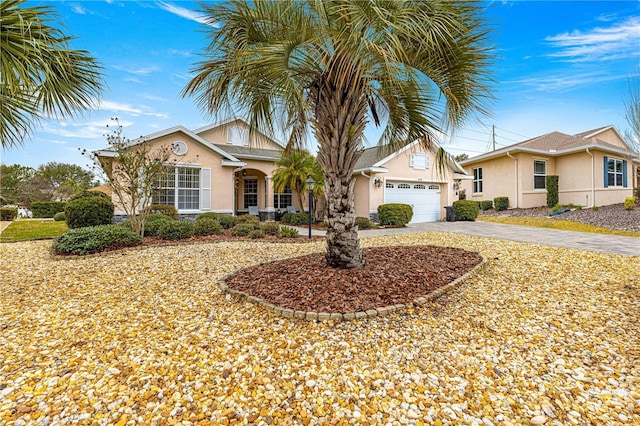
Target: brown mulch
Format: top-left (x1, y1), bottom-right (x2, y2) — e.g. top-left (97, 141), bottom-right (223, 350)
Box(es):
top-left (224, 245), bottom-right (483, 313)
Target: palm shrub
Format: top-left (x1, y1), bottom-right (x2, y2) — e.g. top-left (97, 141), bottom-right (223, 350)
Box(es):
top-left (452, 200), bottom-right (479, 221)
top-left (182, 1), bottom-right (492, 268)
top-left (158, 220), bottom-right (194, 240)
top-left (194, 218), bottom-right (223, 235)
top-left (378, 204), bottom-right (413, 226)
top-left (64, 196), bottom-right (114, 228)
top-left (279, 226), bottom-right (299, 238)
top-left (52, 225), bottom-right (142, 255)
top-left (494, 197), bottom-right (509, 212)
top-left (546, 175), bottom-right (559, 207)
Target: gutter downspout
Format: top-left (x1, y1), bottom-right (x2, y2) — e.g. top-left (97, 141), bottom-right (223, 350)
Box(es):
top-left (360, 172), bottom-right (371, 218)
top-left (586, 148), bottom-right (594, 207)
top-left (506, 152), bottom-right (518, 208)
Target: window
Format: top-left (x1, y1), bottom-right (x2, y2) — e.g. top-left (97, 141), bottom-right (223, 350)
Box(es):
top-left (414, 184), bottom-right (426, 189)
top-left (398, 183), bottom-right (411, 189)
top-left (473, 168), bottom-right (483, 193)
top-left (227, 125), bottom-right (248, 146)
top-left (410, 153), bottom-right (430, 170)
top-left (534, 160), bottom-right (546, 190)
top-left (274, 184), bottom-right (292, 209)
top-left (607, 158), bottom-right (624, 187)
top-left (153, 166), bottom-right (200, 210)
top-left (385, 182), bottom-right (394, 189)
top-left (244, 178), bottom-right (258, 208)
top-left (428, 184), bottom-right (440, 190)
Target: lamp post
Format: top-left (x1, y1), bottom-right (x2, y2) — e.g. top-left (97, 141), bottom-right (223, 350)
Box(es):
top-left (305, 176), bottom-right (315, 239)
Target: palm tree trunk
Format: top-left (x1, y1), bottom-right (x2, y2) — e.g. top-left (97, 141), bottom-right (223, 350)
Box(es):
top-left (311, 54), bottom-right (368, 269)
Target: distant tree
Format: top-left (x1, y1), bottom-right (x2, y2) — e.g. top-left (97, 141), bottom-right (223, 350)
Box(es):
top-left (623, 72), bottom-right (640, 153)
top-left (0, 164), bottom-right (35, 204)
top-left (272, 150), bottom-right (320, 209)
top-left (35, 162), bottom-right (97, 198)
top-left (84, 118), bottom-right (174, 237)
top-left (454, 153), bottom-right (469, 162)
top-left (0, 0), bottom-right (103, 148)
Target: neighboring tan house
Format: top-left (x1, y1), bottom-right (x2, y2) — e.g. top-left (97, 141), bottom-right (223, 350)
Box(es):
top-left (459, 125), bottom-right (639, 209)
top-left (96, 118), bottom-right (468, 222)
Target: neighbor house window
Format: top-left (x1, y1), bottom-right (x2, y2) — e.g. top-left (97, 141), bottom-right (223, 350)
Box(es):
top-left (606, 158), bottom-right (624, 187)
top-left (473, 168), bottom-right (483, 193)
top-left (153, 166), bottom-right (200, 210)
top-left (244, 178), bottom-right (258, 208)
top-left (274, 184), bottom-right (292, 209)
top-left (534, 160), bottom-right (546, 190)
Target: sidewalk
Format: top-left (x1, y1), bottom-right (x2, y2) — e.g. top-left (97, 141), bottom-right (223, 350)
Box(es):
top-left (297, 221), bottom-right (639, 256)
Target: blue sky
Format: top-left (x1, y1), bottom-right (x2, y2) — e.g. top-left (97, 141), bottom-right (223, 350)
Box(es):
top-left (2, 0), bottom-right (639, 170)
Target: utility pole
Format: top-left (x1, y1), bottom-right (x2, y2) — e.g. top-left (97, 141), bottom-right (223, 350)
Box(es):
top-left (492, 124), bottom-right (496, 151)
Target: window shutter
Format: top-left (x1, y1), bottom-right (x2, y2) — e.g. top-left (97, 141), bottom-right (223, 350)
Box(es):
top-left (200, 168), bottom-right (211, 210)
top-left (603, 156), bottom-right (608, 188)
top-left (622, 160), bottom-right (628, 188)
top-left (409, 154), bottom-right (415, 168)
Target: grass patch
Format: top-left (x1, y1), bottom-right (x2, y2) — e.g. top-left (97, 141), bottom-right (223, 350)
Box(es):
top-left (1, 220), bottom-right (68, 242)
top-left (478, 216), bottom-right (640, 238)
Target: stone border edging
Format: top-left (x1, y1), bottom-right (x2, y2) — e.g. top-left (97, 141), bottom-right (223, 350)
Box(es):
top-left (219, 253), bottom-right (487, 321)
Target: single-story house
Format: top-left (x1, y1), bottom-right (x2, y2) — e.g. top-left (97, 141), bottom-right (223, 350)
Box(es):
top-left (96, 118), bottom-right (468, 223)
top-left (459, 125), bottom-right (639, 209)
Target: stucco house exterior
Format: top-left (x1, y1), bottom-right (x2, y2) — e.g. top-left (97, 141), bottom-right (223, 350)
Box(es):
top-left (459, 125), bottom-right (639, 209)
top-left (96, 118), bottom-right (468, 223)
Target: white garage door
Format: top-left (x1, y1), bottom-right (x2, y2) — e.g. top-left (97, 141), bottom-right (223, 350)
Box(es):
top-left (384, 182), bottom-right (441, 223)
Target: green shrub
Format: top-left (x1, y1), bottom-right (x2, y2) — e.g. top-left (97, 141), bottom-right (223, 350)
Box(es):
top-left (479, 200), bottom-right (493, 211)
top-left (196, 212), bottom-right (222, 222)
top-left (194, 218), bottom-right (223, 235)
top-left (31, 201), bottom-right (66, 218)
top-left (64, 197), bottom-right (114, 229)
top-left (68, 190), bottom-right (111, 201)
top-left (53, 212), bottom-right (66, 222)
top-left (118, 219), bottom-right (133, 231)
top-left (281, 212), bottom-right (308, 226)
top-left (592, 205), bottom-right (599, 211)
top-left (452, 200), bottom-right (479, 221)
top-left (143, 204), bottom-right (178, 220)
top-left (550, 204), bottom-right (563, 213)
top-left (231, 223), bottom-right (256, 236)
top-left (52, 225), bottom-right (142, 255)
top-left (0, 207), bottom-right (18, 221)
top-left (624, 196), bottom-right (637, 210)
top-left (217, 215), bottom-right (237, 229)
top-left (158, 220), bottom-right (194, 240)
top-left (546, 175), bottom-right (559, 207)
top-left (355, 216), bottom-right (376, 229)
top-left (236, 214), bottom-right (260, 225)
top-left (261, 221), bottom-right (281, 236)
top-left (378, 203), bottom-right (413, 226)
top-left (493, 196), bottom-right (509, 212)
top-left (145, 214), bottom-right (176, 237)
top-left (279, 226), bottom-right (299, 238)
top-left (249, 229), bottom-right (265, 239)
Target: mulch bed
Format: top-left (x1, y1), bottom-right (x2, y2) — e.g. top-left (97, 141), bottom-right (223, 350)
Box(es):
top-left (225, 245), bottom-right (483, 313)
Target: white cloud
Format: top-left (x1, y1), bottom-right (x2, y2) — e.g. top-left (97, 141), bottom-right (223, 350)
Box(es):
top-left (156, 1), bottom-right (217, 26)
top-left (72, 5), bottom-right (87, 15)
top-left (510, 71), bottom-right (627, 93)
top-left (99, 100), bottom-right (169, 119)
top-left (112, 65), bottom-right (160, 76)
top-left (546, 16), bottom-right (640, 62)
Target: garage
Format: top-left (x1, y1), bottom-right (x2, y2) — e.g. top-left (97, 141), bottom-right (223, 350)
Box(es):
top-left (384, 181), bottom-right (442, 223)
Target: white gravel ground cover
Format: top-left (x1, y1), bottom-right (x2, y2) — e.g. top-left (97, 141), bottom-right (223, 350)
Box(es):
top-left (0, 233), bottom-right (638, 425)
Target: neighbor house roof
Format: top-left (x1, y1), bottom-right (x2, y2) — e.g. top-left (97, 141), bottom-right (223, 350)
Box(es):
top-left (461, 125), bottom-right (638, 165)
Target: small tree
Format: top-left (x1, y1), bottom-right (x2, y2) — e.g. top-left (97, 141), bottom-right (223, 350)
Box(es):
top-left (83, 118), bottom-right (174, 236)
top-left (546, 175), bottom-right (559, 207)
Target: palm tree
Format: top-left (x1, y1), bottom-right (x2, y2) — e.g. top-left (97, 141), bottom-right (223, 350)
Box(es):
top-left (272, 149), bottom-right (323, 211)
top-left (183, 0), bottom-right (492, 268)
top-left (0, 0), bottom-right (103, 149)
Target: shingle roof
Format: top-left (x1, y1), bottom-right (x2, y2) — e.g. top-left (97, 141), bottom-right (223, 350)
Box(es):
top-left (354, 146), bottom-right (389, 169)
top-left (215, 145), bottom-right (282, 161)
top-left (515, 130), bottom-right (634, 154)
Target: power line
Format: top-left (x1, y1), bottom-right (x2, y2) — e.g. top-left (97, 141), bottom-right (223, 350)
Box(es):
top-left (495, 126), bottom-right (530, 139)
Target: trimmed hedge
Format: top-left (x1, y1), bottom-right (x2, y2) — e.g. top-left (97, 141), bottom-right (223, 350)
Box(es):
top-left (494, 196), bottom-right (509, 212)
top-left (68, 190), bottom-right (111, 201)
top-left (236, 214), bottom-right (260, 225)
top-left (64, 197), bottom-right (114, 229)
top-left (281, 212), bottom-right (309, 226)
top-left (452, 200), bottom-right (479, 221)
top-left (53, 212), bottom-right (66, 222)
top-left (31, 201), bottom-right (66, 218)
top-left (1, 207), bottom-right (18, 221)
top-left (261, 221), bottom-right (281, 236)
top-left (217, 215), bottom-right (237, 229)
top-left (546, 175), bottom-right (559, 207)
top-left (196, 212), bottom-right (222, 222)
top-left (355, 216), bottom-right (376, 229)
top-left (479, 200), bottom-right (493, 211)
top-left (249, 229), bottom-right (265, 239)
top-left (231, 223), bottom-right (256, 236)
top-left (194, 218), bottom-right (223, 235)
top-left (378, 203), bottom-right (413, 226)
top-left (52, 225), bottom-right (142, 255)
top-left (144, 204), bottom-right (179, 220)
top-left (144, 214), bottom-right (176, 236)
top-left (158, 220), bottom-right (194, 240)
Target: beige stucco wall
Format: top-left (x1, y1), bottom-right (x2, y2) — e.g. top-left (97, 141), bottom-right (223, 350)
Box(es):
top-left (354, 146), bottom-right (460, 220)
top-left (461, 155), bottom-right (518, 207)
top-left (196, 119), bottom-right (283, 150)
top-left (592, 128), bottom-right (628, 150)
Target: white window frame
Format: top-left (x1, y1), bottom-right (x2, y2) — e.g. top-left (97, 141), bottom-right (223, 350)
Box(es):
top-left (153, 165), bottom-right (201, 211)
top-left (533, 160), bottom-right (546, 190)
top-left (227, 125), bottom-right (248, 146)
top-left (274, 184), bottom-right (293, 209)
top-left (473, 168), bottom-right (483, 193)
top-left (243, 177), bottom-right (258, 208)
top-left (607, 158), bottom-right (624, 187)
